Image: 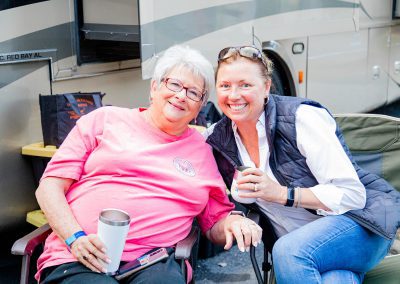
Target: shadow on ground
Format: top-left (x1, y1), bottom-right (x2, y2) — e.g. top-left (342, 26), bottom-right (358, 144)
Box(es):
top-left (195, 242), bottom-right (264, 284)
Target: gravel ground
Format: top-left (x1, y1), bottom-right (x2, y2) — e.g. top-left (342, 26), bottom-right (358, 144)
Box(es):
top-left (195, 243), bottom-right (264, 284)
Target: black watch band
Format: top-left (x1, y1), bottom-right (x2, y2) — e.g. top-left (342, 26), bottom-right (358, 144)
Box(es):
top-left (285, 186), bottom-right (295, 207)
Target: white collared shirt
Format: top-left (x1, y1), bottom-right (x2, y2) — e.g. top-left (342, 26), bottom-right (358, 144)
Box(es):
top-left (231, 105), bottom-right (366, 237)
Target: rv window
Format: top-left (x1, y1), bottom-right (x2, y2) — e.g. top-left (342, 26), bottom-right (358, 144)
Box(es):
top-left (75, 0), bottom-right (140, 65)
top-left (0, 0), bottom-right (48, 11)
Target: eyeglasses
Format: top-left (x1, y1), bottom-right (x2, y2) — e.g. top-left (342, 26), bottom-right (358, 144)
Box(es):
top-left (162, 78), bottom-right (205, 102)
top-left (218, 46), bottom-right (268, 68)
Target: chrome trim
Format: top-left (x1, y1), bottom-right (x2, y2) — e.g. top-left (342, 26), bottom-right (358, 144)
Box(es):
top-left (99, 209), bottom-right (130, 226)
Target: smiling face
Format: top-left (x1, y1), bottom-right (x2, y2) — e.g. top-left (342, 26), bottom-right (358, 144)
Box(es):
top-left (148, 66), bottom-right (204, 134)
top-left (216, 57), bottom-right (271, 126)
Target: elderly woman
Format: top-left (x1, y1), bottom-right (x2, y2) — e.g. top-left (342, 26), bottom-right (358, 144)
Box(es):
top-left (204, 46), bottom-right (399, 283)
top-left (35, 45), bottom-right (262, 284)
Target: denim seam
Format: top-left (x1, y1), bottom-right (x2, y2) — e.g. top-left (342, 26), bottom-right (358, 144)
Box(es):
top-left (304, 222), bottom-right (360, 282)
top-left (305, 221), bottom-right (359, 276)
top-left (308, 222), bottom-right (359, 258)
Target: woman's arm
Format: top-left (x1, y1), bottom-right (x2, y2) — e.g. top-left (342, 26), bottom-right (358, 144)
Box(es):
top-left (237, 105), bottom-right (365, 214)
top-left (36, 177), bottom-right (80, 240)
top-left (36, 177), bottom-right (109, 272)
top-left (295, 105), bottom-right (366, 214)
top-left (237, 168), bottom-right (331, 211)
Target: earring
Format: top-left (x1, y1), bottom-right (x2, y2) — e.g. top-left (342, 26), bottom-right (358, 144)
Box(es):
top-left (264, 95), bottom-right (269, 105)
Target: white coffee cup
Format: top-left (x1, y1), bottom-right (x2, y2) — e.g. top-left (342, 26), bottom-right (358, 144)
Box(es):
top-left (97, 208), bottom-right (130, 275)
top-left (230, 166), bottom-right (257, 204)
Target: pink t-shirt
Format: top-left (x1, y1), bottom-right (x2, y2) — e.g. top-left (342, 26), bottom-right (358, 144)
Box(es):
top-left (36, 106), bottom-right (233, 279)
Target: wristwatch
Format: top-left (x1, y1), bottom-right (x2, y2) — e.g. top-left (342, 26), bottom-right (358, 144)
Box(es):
top-left (285, 186), bottom-right (295, 207)
top-left (228, 210), bottom-right (246, 217)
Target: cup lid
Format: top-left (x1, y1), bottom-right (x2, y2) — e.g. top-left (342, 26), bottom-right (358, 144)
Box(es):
top-left (99, 208), bottom-right (130, 226)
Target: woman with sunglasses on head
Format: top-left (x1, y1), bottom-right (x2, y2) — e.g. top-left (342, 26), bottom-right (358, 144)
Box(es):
top-left (204, 46), bottom-right (399, 283)
top-left (34, 45), bottom-right (262, 284)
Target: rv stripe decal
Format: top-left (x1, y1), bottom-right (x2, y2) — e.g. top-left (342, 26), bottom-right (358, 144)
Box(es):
top-left (140, 0), bottom-right (357, 61)
top-left (0, 23), bottom-right (73, 88)
top-left (0, 61), bottom-right (48, 89)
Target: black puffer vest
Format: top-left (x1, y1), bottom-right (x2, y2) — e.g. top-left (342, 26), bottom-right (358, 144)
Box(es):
top-left (206, 95), bottom-right (400, 239)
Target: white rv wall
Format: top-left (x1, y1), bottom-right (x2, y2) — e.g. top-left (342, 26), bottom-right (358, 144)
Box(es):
top-left (0, 62), bottom-right (51, 230)
top-left (388, 25), bottom-right (400, 103)
top-left (53, 68), bottom-right (150, 108)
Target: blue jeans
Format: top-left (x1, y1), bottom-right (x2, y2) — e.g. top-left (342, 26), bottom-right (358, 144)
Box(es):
top-left (272, 215), bottom-right (392, 284)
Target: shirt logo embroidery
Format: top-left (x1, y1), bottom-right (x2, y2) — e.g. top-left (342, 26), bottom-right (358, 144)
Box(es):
top-left (173, 157), bottom-right (196, 177)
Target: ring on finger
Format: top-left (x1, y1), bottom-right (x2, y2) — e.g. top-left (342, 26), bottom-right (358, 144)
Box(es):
top-left (254, 183), bottom-right (258, 191)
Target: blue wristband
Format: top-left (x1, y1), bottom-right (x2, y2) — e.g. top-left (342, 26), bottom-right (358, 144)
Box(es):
top-left (65, 231), bottom-right (87, 248)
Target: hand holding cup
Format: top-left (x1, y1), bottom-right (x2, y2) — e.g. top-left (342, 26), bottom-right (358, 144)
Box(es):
top-left (230, 166), bottom-right (257, 204)
top-left (97, 208), bottom-right (131, 275)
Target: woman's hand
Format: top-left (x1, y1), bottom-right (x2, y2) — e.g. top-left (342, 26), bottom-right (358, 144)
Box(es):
top-left (70, 234), bottom-right (110, 273)
top-left (223, 214), bottom-right (263, 252)
top-left (237, 167), bottom-right (286, 205)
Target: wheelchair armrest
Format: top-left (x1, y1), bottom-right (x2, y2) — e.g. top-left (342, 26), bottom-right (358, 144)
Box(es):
top-left (175, 226), bottom-right (200, 259)
top-left (11, 223), bottom-right (51, 256)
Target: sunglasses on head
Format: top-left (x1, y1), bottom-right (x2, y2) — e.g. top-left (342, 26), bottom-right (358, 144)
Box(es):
top-left (218, 46), bottom-right (268, 68)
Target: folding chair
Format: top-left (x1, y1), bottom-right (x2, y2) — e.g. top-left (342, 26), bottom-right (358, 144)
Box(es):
top-left (249, 113), bottom-right (400, 284)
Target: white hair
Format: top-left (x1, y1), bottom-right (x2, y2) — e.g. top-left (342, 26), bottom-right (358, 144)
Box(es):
top-left (152, 45), bottom-right (215, 106)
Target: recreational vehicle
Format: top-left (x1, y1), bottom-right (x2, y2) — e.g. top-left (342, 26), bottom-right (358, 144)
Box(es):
top-left (0, 0), bottom-right (399, 238)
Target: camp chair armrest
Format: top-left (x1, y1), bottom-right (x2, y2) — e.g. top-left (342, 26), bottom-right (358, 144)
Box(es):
top-left (247, 211), bottom-right (264, 284)
top-left (175, 226), bottom-right (199, 259)
top-left (11, 223), bottom-right (51, 256)
top-left (247, 211), bottom-right (260, 224)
